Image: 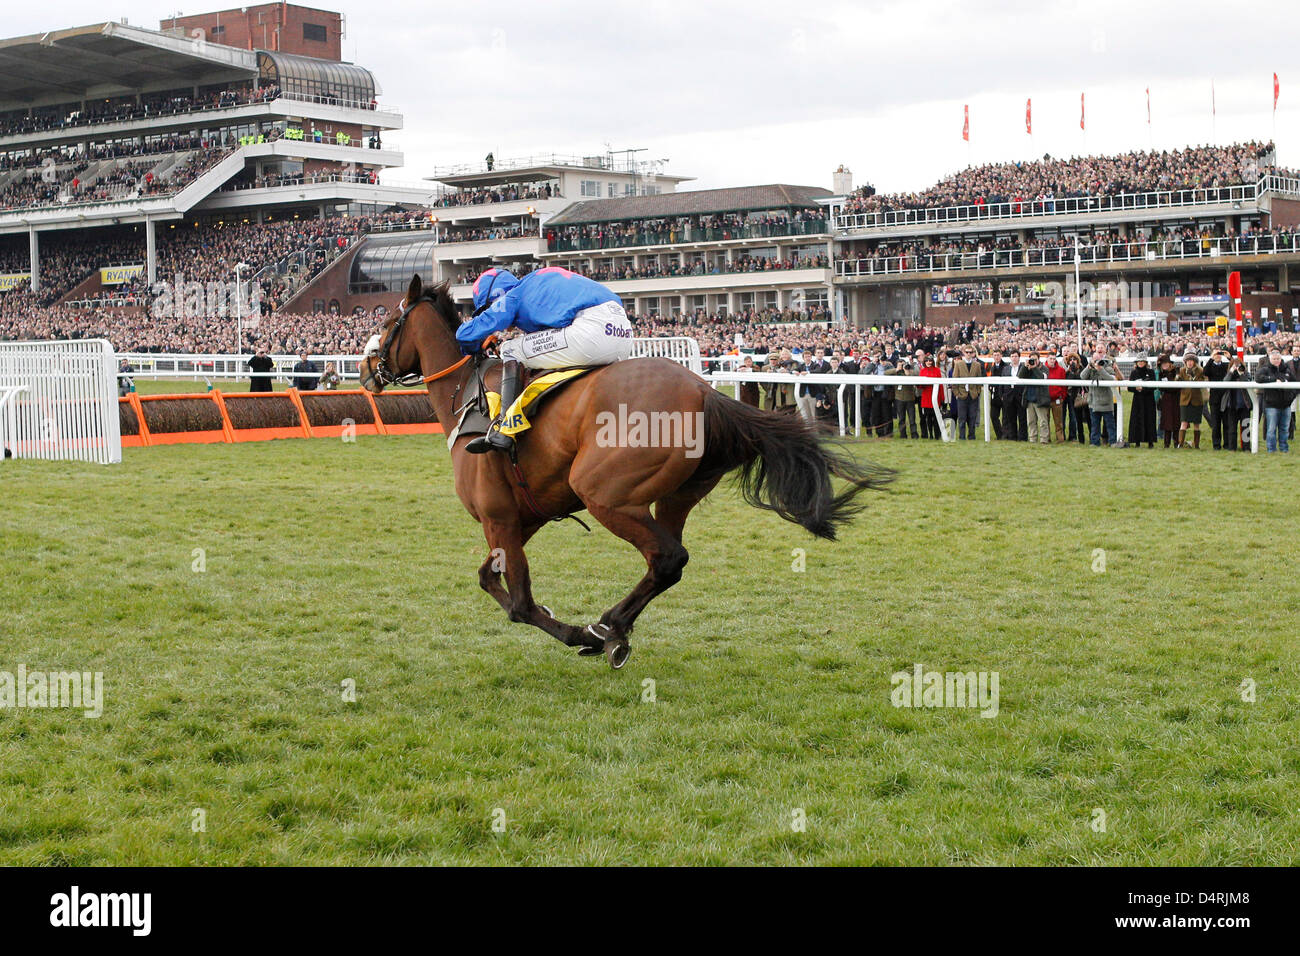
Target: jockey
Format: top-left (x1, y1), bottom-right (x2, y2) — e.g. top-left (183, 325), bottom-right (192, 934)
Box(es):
top-left (457, 266), bottom-right (634, 455)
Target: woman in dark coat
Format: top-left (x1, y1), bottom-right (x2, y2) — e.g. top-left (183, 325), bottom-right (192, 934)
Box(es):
top-left (1126, 353), bottom-right (1158, 447)
top-left (1155, 354), bottom-right (1181, 447)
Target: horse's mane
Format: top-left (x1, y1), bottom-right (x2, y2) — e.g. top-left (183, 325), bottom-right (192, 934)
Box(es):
top-left (418, 279), bottom-right (460, 333)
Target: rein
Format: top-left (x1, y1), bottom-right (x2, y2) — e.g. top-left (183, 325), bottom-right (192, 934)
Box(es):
top-left (362, 292), bottom-right (469, 390)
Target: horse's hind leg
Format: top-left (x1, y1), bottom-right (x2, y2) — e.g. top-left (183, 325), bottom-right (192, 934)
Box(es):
top-left (579, 501), bottom-right (691, 659)
top-left (479, 518), bottom-right (598, 651)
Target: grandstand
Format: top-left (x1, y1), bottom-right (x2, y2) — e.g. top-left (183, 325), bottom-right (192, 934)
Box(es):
top-left (336, 152), bottom-right (695, 314)
top-left (0, 6), bottom-right (432, 315)
top-left (829, 143), bottom-right (1300, 332)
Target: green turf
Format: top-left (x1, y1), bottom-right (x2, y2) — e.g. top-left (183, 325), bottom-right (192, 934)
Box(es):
top-left (1, 435), bottom-right (1297, 865)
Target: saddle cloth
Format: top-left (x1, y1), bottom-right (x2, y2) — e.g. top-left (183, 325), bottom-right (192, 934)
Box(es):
top-left (447, 364), bottom-right (595, 449)
top-left (489, 366), bottom-right (595, 437)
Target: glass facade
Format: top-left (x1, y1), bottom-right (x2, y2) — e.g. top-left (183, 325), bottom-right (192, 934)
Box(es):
top-left (257, 51), bottom-right (377, 106)
top-left (349, 238), bottom-right (436, 294)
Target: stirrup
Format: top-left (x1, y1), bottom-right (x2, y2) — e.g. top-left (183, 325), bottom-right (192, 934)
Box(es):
top-left (466, 425), bottom-right (515, 456)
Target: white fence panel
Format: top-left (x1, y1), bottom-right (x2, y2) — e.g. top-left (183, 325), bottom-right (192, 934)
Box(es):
top-left (631, 336), bottom-right (703, 375)
top-left (0, 339), bottom-right (121, 464)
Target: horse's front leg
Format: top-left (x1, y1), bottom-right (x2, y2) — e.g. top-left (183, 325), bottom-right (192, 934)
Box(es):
top-left (479, 517), bottom-right (600, 652)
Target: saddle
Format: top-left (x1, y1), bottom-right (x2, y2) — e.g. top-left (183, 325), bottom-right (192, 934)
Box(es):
top-left (446, 358), bottom-right (596, 450)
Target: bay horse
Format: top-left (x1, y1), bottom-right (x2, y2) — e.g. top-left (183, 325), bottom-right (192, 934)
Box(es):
top-left (359, 275), bottom-right (888, 668)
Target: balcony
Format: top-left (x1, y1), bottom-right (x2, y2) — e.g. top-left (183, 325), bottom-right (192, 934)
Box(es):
top-left (545, 218), bottom-right (829, 254)
top-left (834, 181), bottom-right (1294, 238)
top-left (836, 233), bottom-right (1300, 281)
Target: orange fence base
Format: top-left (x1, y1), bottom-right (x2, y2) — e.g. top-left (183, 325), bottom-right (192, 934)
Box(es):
top-left (119, 389), bottom-right (443, 448)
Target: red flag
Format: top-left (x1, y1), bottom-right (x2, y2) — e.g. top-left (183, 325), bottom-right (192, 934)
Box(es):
top-left (1274, 73), bottom-right (1280, 111)
top-left (1025, 98), bottom-right (1032, 134)
top-left (962, 104), bottom-right (969, 142)
top-left (1080, 92), bottom-right (1086, 130)
top-left (1145, 87), bottom-right (1151, 125)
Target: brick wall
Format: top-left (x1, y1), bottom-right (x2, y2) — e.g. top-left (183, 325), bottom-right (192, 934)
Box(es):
top-left (166, 4), bottom-right (342, 60)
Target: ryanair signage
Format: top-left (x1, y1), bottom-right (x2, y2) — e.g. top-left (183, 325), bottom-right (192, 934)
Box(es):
top-left (0, 273), bottom-right (30, 291)
top-left (100, 264), bottom-right (144, 285)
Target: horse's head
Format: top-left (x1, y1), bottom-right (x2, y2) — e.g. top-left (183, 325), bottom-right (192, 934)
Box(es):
top-left (359, 274), bottom-right (460, 393)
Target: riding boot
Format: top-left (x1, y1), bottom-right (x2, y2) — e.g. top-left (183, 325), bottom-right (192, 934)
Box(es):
top-left (466, 360), bottom-right (522, 455)
top-left (1193, 430), bottom-right (1200, 449)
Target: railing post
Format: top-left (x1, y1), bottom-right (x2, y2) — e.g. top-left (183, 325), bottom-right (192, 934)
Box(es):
top-left (1250, 389), bottom-right (1260, 453)
top-left (981, 386), bottom-right (991, 442)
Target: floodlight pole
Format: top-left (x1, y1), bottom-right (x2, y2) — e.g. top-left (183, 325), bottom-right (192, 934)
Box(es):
top-left (1074, 234), bottom-right (1083, 354)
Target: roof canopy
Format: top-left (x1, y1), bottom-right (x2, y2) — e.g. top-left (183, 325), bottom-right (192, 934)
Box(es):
top-left (0, 22), bottom-right (257, 110)
top-left (257, 51), bottom-right (377, 105)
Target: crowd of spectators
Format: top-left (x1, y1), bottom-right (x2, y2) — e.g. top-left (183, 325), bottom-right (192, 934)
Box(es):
top-left (843, 142), bottom-right (1288, 216)
top-left (546, 209), bottom-right (827, 251)
top-left (434, 182), bottom-right (558, 207)
top-left (559, 252), bottom-right (831, 283)
top-left (842, 222), bottom-right (1300, 273)
top-left (727, 335), bottom-right (1296, 452)
top-left (0, 301), bottom-right (383, 354)
top-left (440, 224), bottom-right (530, 243)
top-left (1, 141), bottom-right (231, 211)
top-left (0, 85), bottom-right (281, 138)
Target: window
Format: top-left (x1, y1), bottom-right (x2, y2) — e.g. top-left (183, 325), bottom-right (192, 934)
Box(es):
top-left (303, 23), bottom-right (327, 42)
top-left (580, 180), bottom-right (601, 197)
top-left (349, 238), bottom-right (439, 295)
top-left (210, 25), bottom-right (225, 36)
top-left (607, 183), bottom-right (616, 198)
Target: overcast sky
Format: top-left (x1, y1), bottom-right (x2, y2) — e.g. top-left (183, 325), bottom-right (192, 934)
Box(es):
top-left (10, 1), bottom-right (1297, 194)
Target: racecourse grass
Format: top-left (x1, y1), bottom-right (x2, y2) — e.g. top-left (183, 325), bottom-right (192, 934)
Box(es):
top-left (2, 435), bottom-right (1298, 865)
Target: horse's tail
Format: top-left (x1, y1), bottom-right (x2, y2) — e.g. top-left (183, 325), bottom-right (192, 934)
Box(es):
top-left (696, 388), bottom-right (893, 540)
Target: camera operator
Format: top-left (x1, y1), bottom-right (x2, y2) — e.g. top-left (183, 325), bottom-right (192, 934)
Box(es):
top-left (1018, 352), bottom-right (1051, 444)
top-left (1080, 352), bottom-right (1121, 446)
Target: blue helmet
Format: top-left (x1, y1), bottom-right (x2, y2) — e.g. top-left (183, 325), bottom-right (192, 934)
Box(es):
top-left (471, 268), bottom-right (518, 313)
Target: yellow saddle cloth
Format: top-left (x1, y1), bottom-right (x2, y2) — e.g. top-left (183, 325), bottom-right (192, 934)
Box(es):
top-left (487, 367), bottom-right (593, 437)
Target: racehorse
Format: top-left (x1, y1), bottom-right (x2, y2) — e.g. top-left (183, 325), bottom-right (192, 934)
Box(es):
top-left (360, 275), bottom-right (889, 668)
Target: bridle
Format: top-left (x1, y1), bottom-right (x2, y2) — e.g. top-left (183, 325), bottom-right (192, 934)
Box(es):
top-left (361, 292), bottom-right (470, 390)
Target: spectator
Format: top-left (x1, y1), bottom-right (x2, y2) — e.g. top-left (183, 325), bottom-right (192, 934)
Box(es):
top-left (917, 354), bottom-right (945, 439)
top-left (247, 348), bottom-right (274, 392)
top-left (1126, 352), bottom-right (1157, 448)
top-left (291, 350), bottom-right (318, 391)
top-left (1018, 354), bottom-right (1050, 444)
top-left (1045, 353), bottom-right (1068, 442)
top-left (1221, 355), bottom-right (1251, 450)
top-left (1202, 348), bottom-right (1232, 449)
top-left (1064, 351), bottom-right (1089, 444)
top-left (1081, 353), bottom-right (1121, 447)
top-left (950, 344), bottom-right (983, 440)
top-left (890, 357), bottom-right (919, 438)
top-left (317, 362), bottom-right (342, 391)
top-left (117, 357), bottom-right (135, 397)
top-left (1175, 353), bottom-right (1208, 449)
top-left (1254, 348), bottom-right (1296, 452)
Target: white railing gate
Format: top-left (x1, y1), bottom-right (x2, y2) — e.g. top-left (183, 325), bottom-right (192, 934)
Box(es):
top-left (0, 339), bottom-right (121, 464)
top-left (631, 336), bottom-right (703, 375)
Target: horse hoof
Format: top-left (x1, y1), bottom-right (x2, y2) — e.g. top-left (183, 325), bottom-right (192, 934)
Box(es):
top-left (605, 640), bottom-right (631, 669)
top-left (577, 646), bottom-right (603, 657)
top-left (539, 605), bottom-right (553, 618)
